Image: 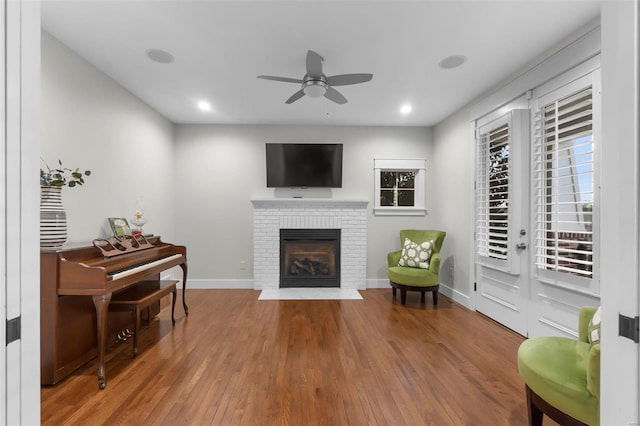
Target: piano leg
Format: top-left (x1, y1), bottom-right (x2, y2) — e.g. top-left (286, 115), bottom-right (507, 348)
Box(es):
top-left (92, 293), bottom-right (112, 390)
top-left (180, 263), bottom-right (189, 316)
top-left (171, 285), bottom-right (177, 325)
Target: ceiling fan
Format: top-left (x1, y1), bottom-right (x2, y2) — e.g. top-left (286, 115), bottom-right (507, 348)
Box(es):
top-left (257, 50), bottom-right (373, 105)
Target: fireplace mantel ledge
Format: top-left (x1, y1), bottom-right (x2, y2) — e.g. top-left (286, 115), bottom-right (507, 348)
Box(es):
top-left (251, 198), bottom-right (369, 209)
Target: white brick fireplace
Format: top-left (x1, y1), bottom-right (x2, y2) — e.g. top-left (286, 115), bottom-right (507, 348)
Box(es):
top-left (251, 199), bottom-right (368, 290)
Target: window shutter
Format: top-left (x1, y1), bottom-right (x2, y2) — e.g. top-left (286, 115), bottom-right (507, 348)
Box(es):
top-left (476, 120), bottom-right (511, 262)
top-left (533, 87), bottom-right (594, 278)
top-left (476, 132), bottom-right (489, 258)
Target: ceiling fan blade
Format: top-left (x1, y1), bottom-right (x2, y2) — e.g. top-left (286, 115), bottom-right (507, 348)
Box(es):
top-left (257, 75), bottom-right (304, 84)
top-left (306, 50), bottom-right (323, 79)
top-left (324, 87), bottom-right (348, 104)
top-left (285, 89), bottom-right (305, 104)
top-left (326, 73), bottom-right (373, 86)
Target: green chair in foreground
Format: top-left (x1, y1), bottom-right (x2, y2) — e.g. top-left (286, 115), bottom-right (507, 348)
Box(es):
top-left (387, 229), bottom-right (446, 305)
top-left (517, 306), bottom-right (601, 425)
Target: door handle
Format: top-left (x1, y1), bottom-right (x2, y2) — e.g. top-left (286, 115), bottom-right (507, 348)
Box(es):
top-left (516, 243), bottom-right (527, 250)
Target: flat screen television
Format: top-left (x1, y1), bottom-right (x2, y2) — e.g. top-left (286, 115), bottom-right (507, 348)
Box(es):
top-left (266, 143), bottom-right (343, 188)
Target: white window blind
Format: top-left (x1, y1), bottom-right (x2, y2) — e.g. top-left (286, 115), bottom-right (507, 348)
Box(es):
top-left (476, 120), bottom-right (511, 262)
top-left (533, 86), bottom-right (594, 278)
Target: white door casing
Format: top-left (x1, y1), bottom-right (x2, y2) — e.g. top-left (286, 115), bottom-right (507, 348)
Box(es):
top-left (2, 1), bottom-right (41, 424)
top-left (0, 0), bottom-right (7, 420)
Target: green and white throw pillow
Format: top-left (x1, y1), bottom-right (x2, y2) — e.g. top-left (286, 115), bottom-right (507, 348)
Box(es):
top-left (588, 306), bottom-right (601, 344)
top-left (398, 238), bottom-right (434, 269)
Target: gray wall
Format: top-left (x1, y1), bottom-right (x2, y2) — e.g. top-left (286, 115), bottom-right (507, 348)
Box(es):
top-left (41, 31), bottom-right (176, 243)
top-left (432, 108), bottom-right (473, 303)
top-left (173, 124), bottom-right (434, 282)
top-left (41, 32), bottom-right (438, 285)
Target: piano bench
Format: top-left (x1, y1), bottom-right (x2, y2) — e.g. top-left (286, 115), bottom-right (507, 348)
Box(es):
top-left (109, 280), bottom-right (178, 358)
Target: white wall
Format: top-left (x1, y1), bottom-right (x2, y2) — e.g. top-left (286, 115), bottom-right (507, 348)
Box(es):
top-left (40, 31), bottom-right (175, 243)
top-left (173, 124), bottom-right (433, 284)
top-left (432, 108), bottom-right (473, 305)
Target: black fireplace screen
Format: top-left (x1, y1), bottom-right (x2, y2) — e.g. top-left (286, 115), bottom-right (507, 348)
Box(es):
top-left (280, 229), bottom-right (341, 288)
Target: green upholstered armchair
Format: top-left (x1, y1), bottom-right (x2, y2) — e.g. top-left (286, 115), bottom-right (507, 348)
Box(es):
top-left (517, 307), bottom-right (600, 426)
top-left (387, 229), bottom-right (446, 305)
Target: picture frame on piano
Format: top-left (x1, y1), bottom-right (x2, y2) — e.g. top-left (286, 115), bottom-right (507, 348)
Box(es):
top-left (108, 217), bottom-right (132, 237)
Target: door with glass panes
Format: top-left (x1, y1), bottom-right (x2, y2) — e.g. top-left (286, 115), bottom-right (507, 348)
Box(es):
top-left (474, 69), bottom-right (599, 338)
top-left (475, 109), bottom-right (530, 336)
top-left (527, 71), bottom-right (600, 338)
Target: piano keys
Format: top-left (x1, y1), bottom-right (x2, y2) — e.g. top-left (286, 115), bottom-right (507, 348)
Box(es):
top-left (110, 253), bottom-right (183, 280)
top-left (41, 236), bottom-right (188, 389)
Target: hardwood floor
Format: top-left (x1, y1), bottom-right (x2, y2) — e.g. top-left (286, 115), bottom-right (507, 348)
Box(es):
top-left (41, 289), bottom-right (533, 425)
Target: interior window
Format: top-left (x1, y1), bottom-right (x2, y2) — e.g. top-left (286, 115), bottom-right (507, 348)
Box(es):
top-left (373, 158), bottom-right (426, 216)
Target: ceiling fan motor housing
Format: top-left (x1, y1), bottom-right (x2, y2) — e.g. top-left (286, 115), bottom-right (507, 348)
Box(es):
top-left (302, 75), bottom-right (328, 97)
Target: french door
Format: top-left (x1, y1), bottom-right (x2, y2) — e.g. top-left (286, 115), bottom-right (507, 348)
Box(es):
top-left (474, 67), bottom-right (600, 338)
top-left (527, 71), bottom-right (600, 338)
top-left (475, 109), bottom-right (530, 336)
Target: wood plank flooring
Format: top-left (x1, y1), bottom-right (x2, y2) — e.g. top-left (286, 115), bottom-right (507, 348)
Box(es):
top-left (41, 289), bottom-right (535, 425)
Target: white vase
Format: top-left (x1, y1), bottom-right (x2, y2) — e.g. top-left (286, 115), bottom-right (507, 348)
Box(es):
top-left (40, 186), bottom-right (67, 248)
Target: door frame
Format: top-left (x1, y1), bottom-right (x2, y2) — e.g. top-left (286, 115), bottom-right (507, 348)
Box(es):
top-left (2, 1), bottom-right (41, 424)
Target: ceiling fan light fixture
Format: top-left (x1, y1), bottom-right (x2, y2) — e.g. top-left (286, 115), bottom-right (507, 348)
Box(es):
top-left (302, 79), bottom-right (328, 98)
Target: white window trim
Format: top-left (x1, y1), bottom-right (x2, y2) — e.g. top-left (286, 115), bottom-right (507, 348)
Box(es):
top-left (373, 158), bottom-right (426, 216)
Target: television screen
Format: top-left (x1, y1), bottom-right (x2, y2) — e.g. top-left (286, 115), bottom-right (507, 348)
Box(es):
top-left (266, 143), bottom-right (343, 188)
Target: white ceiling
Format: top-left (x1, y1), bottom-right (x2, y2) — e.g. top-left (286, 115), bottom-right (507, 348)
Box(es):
top-left (41, 0), bottom-right (602, 127)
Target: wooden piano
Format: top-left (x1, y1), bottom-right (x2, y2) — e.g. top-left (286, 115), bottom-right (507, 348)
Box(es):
top-left (41, 236), bottom-right (188, 389)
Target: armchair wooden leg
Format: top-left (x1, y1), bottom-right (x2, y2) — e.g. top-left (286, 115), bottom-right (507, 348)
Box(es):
top-left (400, 289), bottom-right (407, 305)
top-left (433, 290), bottom-right (438, 305)
top-left (526, 385), bottom-right (544, 426)
top-left (524, 384), bottom-right (587, 426)
top-left (420, 291), bottom-right (426, 303)
top-left (392, 287), bottom-right (397, 298)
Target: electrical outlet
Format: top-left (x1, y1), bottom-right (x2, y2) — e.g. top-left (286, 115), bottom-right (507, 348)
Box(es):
top-left (240, 260), bottom-right (247, 271)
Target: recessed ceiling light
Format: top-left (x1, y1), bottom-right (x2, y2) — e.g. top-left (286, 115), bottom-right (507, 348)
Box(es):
top-left (146, 48), bottom-right (174, 64)
top-left (400, 104), bottom-right (412, 114)
top-left (439, 55), bottom-right (467, 70)
top-left (197, 101), bottom-right (212, 112)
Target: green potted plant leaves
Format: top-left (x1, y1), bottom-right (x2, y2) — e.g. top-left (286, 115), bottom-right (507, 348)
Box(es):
top-left (40, 159), bottom-right (91, 188)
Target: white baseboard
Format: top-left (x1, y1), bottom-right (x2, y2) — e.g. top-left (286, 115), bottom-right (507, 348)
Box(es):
top-left (185, 279), bottom-right (388, 290)
top-left (180, 279), bottom-right (254, 289)
top-left (439, 284), bottom-right (472, 309)
top-left (366, 278), bottom-right (390, 288)
top-left (369, 280), bottom-right (472, 310)
top-left (170, 276), bottom-right (473, 310)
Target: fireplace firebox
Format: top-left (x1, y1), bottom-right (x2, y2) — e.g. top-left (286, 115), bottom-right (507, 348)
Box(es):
top-left (280, 229), bottom-right (341, 288)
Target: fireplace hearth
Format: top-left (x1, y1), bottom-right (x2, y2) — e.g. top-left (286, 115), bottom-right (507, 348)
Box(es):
top-left (280, 229), bottom-right (341, 288)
